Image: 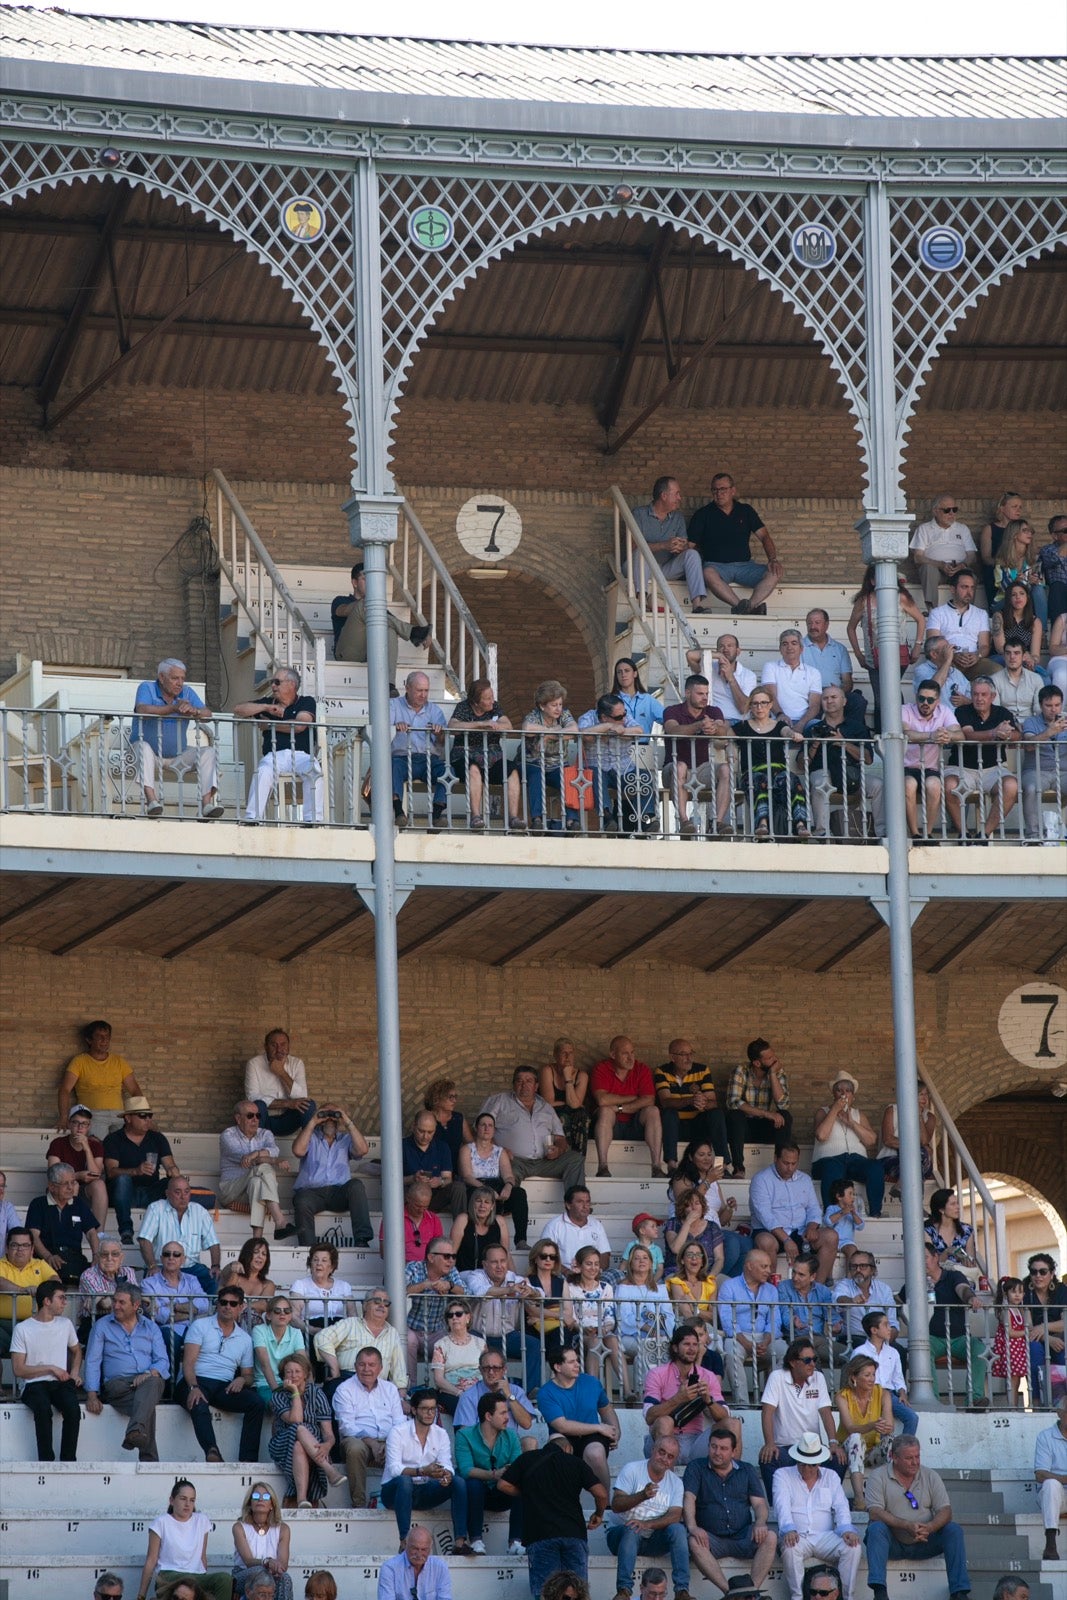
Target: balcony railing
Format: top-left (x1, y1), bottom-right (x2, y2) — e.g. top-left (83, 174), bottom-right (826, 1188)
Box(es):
top-left (2, 706), bottom-right (1063, 845)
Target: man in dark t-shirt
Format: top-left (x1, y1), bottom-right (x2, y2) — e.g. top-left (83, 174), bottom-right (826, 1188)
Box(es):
top-left (687, 472), bottom-right (784, 615)
top-left (103, 1100), bottom-right (179, 1244)
top-left (662, 674), bottom-right (733, 836)
top-left (945, 676), bottom-right (1019, 841)
top-left (233, 667), bottom-right (324, 824)
top-left (500, 1434), bottom-right (608, 1597)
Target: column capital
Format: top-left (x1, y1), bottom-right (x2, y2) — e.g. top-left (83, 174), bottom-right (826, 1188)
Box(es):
top-left (343, 492), bottom-right (403, 549)
top-left (854, 511), bottom-right (913, 565)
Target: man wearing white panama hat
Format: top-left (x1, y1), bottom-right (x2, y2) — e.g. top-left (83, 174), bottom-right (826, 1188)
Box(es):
top-left (810, 1074), bottom-right (884, 1219)
top-left (772, 1433), bottom-right (861, 1600)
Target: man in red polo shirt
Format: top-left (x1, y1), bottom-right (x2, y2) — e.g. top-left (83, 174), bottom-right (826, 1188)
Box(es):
top-left (591, 1036), bottom-right (665, 1180)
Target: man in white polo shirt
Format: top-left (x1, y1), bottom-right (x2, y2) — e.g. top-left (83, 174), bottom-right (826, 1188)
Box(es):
top-left (910, 497), bottom-right (978, 607)
top-left (543, 1185), bottom-right (611, 1272)
top-left (761, 631), bottom-right (823, 730)
top-left (927, 571), bottom-right (996, 682)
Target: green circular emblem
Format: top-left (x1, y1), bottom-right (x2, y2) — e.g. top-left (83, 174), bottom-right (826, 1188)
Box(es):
top-left (408, 205), bottom-right (454, 252)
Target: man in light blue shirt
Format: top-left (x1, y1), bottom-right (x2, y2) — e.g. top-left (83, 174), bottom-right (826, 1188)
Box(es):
top-left (390, 671), bottom-right (448, 827)
top-left (291, 1105), bottom-right (372, 1247)
top-left (1022, 686), bottom-right (1067, 840)
top-left (1035, 1393), bottom-right (1067, 1560)
top-left (749, 1144), bottom-right (838, 1285)
top-left (130, 657), bottom-right (223, 819)
top-left (802, 609), bottom-right (866, 722)
top-left (913, 636), bottom-right (971, 708)
top-left (774, 1257), bottom-right (835, 1365)
top-left (378, 1526), bottom-right (452, 1600)
top-left (84, 1282), bottom-right (168, 1460)
top-left (717, 1248), bottom-right (780, 1403)
top-left (137, 1176), bottom-right (220, 1292)
top-left (178, 1286), bottom-right (265, 1462)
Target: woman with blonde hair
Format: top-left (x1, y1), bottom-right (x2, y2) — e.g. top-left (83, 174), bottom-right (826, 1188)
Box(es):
top-left (615, 1242), bottom-right (675, 1393)
top-left (665, 1239), bottom-right (718, 1328)
top-left (232, 1481), bottom-right (292, 1600)
top-left (979, 490), bottom-right (1025, 607)
top-left (423, 1075), bottom-right (474, 1168)
top-left (451, 1184), bottom-right (510, 1274)
top-left (993, 519), bottom-right (1047, 621)
top-left (835, 1352), bottom-right (893, 1509)
top-left (522, 678), bottom-right (580, 831)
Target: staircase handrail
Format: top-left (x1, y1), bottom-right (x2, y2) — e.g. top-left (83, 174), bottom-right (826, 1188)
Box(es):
top-left (393, 498), bottom-right (498, 698)
top-left (210, 469), bottom-right (326, 696)
top-left (611, 487), bottom-right (699, 702)
top-left (921, 1065), bottom-right (1006, 1285)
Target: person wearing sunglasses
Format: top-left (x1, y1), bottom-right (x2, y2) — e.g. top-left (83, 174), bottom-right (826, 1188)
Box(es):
top-left (103, 1097), bottom-right (181, 1245)
top-left (138, 1176), bottom-right (220, 1295)
top-left (900, 685), bottom-right (964, 840)
top-left (758, 1338), bottom-right (847, 1501)
top-left (232, 1481), bottom-right (292, 1600)
top-left (94, 1574), bottom-right (125, 1600)
top-left (801, 1565), bottom-right (842, 1600)
top-left (1025, 1252), bottom-right (1067, 1407)
top-left (865, 1435), bottom-right (971, 1600)
top-left (404, 1240), bottom-right (466, 1385)
top-left (233, 666), bottom-right (323, 825)
top-left (218, 1101), bottom-right (296, 1244)
top-left (315, 1288), bottom-right (408, 1399)
top-left (910, 495), bottom-right (978, 608)
top-left (177, 1286), bottom-right (267, 1463)
top-left (772, 1431), bottom-right (860, 1600)
top-left (576, 692), bottom-right (656, 835)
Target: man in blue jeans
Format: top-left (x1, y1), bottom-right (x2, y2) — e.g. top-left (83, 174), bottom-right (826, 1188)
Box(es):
top-left (500, 1433), bottom-right (608, 1597)
top-left (864, 1436), bottom-right (971, 1600)
top-left (607, 1433), bottom-right (693, 1600)
top-left (390, 672), bottom-right (447, 829)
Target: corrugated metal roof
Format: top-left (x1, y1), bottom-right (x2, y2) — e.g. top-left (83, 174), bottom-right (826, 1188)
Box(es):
top-left (1, 6), bottom-right (1064, 120)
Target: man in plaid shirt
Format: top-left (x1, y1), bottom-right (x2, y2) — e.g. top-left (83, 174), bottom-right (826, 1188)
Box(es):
top-left (725, 1039), bottom-right (792, 1176)
top-left (405, 1239), bottom-right (466, 1383)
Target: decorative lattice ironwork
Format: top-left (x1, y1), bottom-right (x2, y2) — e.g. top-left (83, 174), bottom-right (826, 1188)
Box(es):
top-left (377, 173), bottom-right (870, 455)
top-left (889, 192), bottom-right (1067, 448)
top-left (0, 139), bottom-right (361, 460)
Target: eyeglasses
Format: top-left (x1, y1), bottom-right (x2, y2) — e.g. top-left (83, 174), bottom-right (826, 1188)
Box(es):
top-left (162, 1251), bottom-right (184, 1259)
top-left (133, 1111), bottom-right (154, 1119)
top-left (368, 1297), bottom-right (391, 1306)
top-left (483, 1364), bottom-right (506, 1373)
top-left (218, 1297), bottom-right (242, 1307)
top-left (240, 1111), bottom-right (260, 1119)
top-left (917, 695), bottom-right (939, 705)
top-left (538, 1252), bottom-right (559, 1261)
top-left (273, 1306), bottom-right (292, 1314)
top-left (250, 1490), bottom-right (273, 1501)
top-left (798, 1355), bottom-right (817, 1364)
top-left (1031, 1267), bottom-right (1051, 1275)
top-left (903, 1489), bottom-right (920, 1509)
top-left (270, 677), bottom-right (284, 686)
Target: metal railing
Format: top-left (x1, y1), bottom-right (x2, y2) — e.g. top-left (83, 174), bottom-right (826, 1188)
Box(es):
top-left (211, 468), bottom-right (327, 696)
top-left (3, 706), bottom-right (1064, 846)
top-left (922, 1069), bottom-right (1007, 1290)
top-left (612, 487), bottom-right (699, 703)
top-left (394, 499), bottom-right (498, 698)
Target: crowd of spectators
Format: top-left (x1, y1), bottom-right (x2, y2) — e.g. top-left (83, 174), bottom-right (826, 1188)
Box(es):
top-left (1, 1020), bottom-right (1063, 1599)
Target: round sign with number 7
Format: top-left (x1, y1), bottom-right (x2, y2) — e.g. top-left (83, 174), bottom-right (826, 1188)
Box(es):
top-left (998, 983), bottom-right (1067, 1070)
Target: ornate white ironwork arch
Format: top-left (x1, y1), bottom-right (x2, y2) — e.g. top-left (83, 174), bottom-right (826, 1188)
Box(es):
top-left (889, 192), bottom-right (1067, 471)
top-left (0, 139), bottom-right (361, 461)
top-left (377, 172), bottom-right (873, 476)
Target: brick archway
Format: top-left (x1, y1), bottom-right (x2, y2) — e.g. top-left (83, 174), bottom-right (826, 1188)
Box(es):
top-left (454, 568), bottom-right (598, 722)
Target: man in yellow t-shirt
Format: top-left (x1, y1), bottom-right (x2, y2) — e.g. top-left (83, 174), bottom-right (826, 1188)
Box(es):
top-left (0, 1228), bottom-right (59, 1356)
top-left (57, 1020), bottom-right (142, 1140)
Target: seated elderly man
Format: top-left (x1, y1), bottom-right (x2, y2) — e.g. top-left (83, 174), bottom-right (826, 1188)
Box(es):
top-left (481, 1066), bottom-right (586, 1191)
top-left (864, 1435), bottom-right (971, 1600)
top-left (333, 1345), bottom-right (406, 1508)
top-left (718, 1250), bottom-right (780, 1404)
top-left (750, 1144), bottom-right (838, 1286)
top-left (578, 692), bottom-right (656, 835)
top-left (591, 1036), bottom-right (666, 1179)
top-left (912, 635), bottom-right (972, 709)
top-left (244, 1027), bottom-right (317, 1136)
top-left (762, 631), bottom-right (823, 732)
top-left (772, 1432), bottom-right (861, 1600)
top-left (131, 657), bottom-right (224, 819)
top-left (945, 677), bottom-right (1020, 842)
top-left (315, 1287), bottom-right (408, 1394)
top-left (47, 1102), bottom-right (108, 1228)
top-left (233, 667), bottom-right (323, 825)
top-left (759, 1339), bottom-right (847, 1500)
top-left (218, 1101), bottom-right (296, 1241)
top-left (607, 1432), bottom-right (692, 1600)
top-left (802, 610), bottom-right (866, 722)
top-left (1022, 684), bottom-right (1067, 840)
top-left (85, 1281), bottom-right (168, 1461)
top-left (804, 686), bottom-right (884, 840)
top-left (138, 1175), bottom-right (220, 1293)
top-left (377, 1527), bottom-right (451, 1600)
top-left (404, 1238), bottom-right (466, 1382)
top-left (1035, 1393), bottom-right (1067, 1560)
top-left (464, 1244), bottom-right (542, 1395)
top-left (390, 671), bottom-right (447, 829)
top-left (910, 496), bottom-right (978, 608)
top-left (901, 685), bottom-right (965, 839)
top-left (927, 571), bottom-right (997, 682)
top-left (103, 1096), bottom-right (180, 1244)
top-left (26, 1162), bottom-right (99, 1283)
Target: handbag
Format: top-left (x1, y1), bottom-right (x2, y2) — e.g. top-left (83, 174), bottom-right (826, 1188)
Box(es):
top-left (669, 1370), bottom-right (708, 1429)
top-left (562, 764), bottom-right (595, 811)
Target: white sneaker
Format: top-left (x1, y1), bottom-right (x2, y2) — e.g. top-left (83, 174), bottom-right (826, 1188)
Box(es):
top-left (508, 1540), bottom-right (526, 1555)
top-left (471, 1539), bottom-right (487, 1554)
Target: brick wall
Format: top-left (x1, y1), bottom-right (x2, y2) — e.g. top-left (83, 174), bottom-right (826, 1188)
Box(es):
top-left (2, 944), bottom-right (1058, 1182)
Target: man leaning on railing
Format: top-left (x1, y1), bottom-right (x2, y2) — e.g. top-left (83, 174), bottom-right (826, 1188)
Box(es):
top-left (234, 667), bottom-right (323, 825)
top-left (131, 657), bottom-right (224, 820)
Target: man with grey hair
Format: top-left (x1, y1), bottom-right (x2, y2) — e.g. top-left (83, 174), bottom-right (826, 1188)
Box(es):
top-left (85, 1282), bottom-right (168, 1460)
top-left (218, 1101), bottom-right (296, 1241)
top-left (992, 1579), bottom-right (1029, 1600)
top-left (93, 1574), bottom-right (125, 1599)
top-left (234, 666), bottom-right (323, 824)
top-left (761, 631), bottom-right (823, 730)
top-left (911, 634), bottom-right (971, 709)
top-left (25, 1162), bottom-right (99, 1281)
top-left (131, 657), bottom-right (224, 818)
top-left (910, 496), bottom-right (978, 607)
top-left (390, 670), bottom-right (448, 829)
top-left (377, 1525), bottom-right (452, 1599)
top-left (242, 1570), bottom-right (277, 1600)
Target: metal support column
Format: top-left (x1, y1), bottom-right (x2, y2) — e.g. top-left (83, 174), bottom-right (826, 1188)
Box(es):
top-left (345, 156), bottom-right (408, 1334)
top-left (860, 178), bottom-right (937, 1406)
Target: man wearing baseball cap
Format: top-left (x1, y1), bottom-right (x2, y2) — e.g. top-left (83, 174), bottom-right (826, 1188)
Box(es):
top-left (771, 1432), bottom-right (861, 1600)
top-left (103, 1098), bottom-right (180, 1244)
top-left (809, 1075), bottom-right (884, 1218)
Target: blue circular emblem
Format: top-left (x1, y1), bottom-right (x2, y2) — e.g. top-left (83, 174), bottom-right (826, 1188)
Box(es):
top-left (790, 224), bottom-right (837, 270)
top-left (919, 226), bottom-right (965, 271)
top-left (408, 206), bottom-right (455, 252)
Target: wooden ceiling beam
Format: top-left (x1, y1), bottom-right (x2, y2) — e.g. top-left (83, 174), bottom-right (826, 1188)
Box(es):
top-left (279, 904), bottom-right (368, 964)
top-left (0, 877), bottom-right (80, 929)
top-left (815, 918), bottom-right (885, 972)
top-left (36, 183), bottom-right (132, 413)
top-left (51, 881), bottom-right (183, 956)
top-left (926, 905), bottom-right (1012, 975)
top-left (397, 892), bottom-right (501, 958)
top-left (491, 895), bottom-right (604, 966)
top-left (702, 899), bottom-right (812, 973)
top-left (600, 895), bottom-right (708, 970)
top-left (598, 222), bottom-right (675, 431)
top-left (160, 885), bottom-right (289, 960)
